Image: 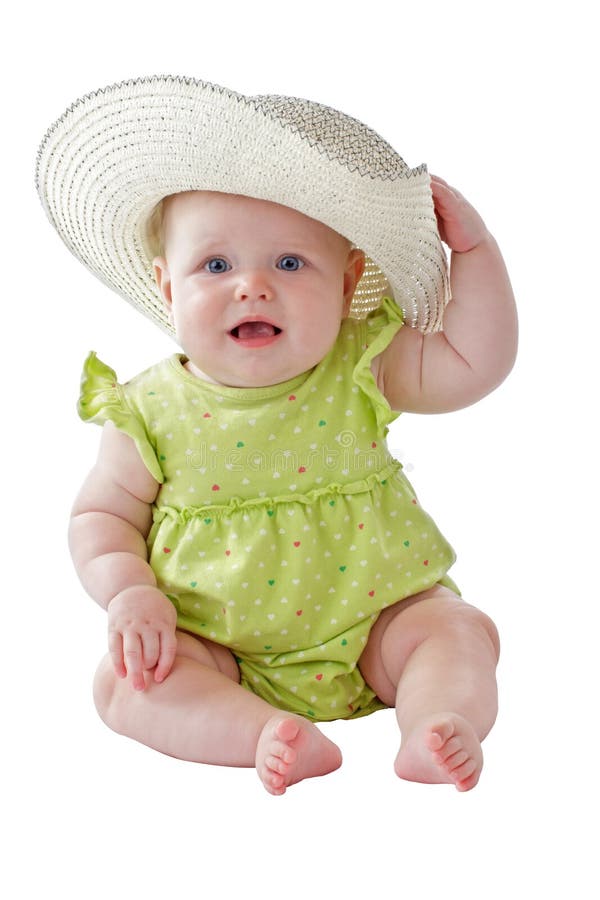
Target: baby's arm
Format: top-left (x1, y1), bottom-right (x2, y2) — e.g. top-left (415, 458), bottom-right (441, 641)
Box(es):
top-left (69, 421), bottom-right (177, 690)
top-left (376, 176), bottom-right (518, 413)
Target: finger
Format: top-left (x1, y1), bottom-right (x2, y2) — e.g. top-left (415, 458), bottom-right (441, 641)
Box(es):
top-left (430, 173), bottom-right (449, 188)
top-left (154, 630), bottom-right (179, 683)
top-left (430, 177), bottom-right (460, 209)
top-left (107, 628), bottom-right (127, 679)
top-left (140, 628), bottom-right (160, 671)
top-left (122, 632), bottom-right (146, 691)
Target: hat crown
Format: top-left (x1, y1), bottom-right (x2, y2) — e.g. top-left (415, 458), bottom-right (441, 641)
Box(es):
top-left (250, 95), bottom-right (422, 181)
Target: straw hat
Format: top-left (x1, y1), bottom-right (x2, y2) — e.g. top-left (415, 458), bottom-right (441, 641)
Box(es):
top-left (36, 75), bottom-right (450, 335)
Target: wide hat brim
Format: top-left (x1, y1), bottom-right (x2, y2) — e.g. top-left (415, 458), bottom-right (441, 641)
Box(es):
top-left (36, 75), bottom-right (450, 335)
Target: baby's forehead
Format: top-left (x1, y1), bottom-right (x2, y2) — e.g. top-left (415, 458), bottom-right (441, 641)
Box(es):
top-left (163, 190), bottom-right (351, 248)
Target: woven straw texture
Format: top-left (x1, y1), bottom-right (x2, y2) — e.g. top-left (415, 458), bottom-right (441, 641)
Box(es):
top-left (36, 75), bottom-right (450, 334)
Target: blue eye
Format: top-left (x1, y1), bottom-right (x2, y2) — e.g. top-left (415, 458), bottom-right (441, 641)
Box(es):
top-left (277, 255), bottom-right (304, 271)
top-left (205, 257), bottom-right (230, 274)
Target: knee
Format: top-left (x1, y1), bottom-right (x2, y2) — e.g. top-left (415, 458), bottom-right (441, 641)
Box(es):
top-left (439, 604), bottom-right (501, 662)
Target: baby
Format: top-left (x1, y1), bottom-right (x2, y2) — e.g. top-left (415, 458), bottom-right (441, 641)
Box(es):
top-left (37, 77), bottom-right (516, 794)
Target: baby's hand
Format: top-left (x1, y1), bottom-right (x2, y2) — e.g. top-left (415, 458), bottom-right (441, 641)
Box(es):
top-left (430, 176), bottom-right (490, 253)
top-left (107, 586), bottom-right (178, 691)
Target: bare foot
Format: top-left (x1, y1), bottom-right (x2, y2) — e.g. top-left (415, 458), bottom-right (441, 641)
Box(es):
top-left (255, 714), bottom-right (342, 796)
top-left (394, 713), bottom-right (483, 792)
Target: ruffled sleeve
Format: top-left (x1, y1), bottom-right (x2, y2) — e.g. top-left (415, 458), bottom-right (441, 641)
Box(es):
top-left (352, 296), bottom-right (404, 436)
top-left (78, 352), bottom-right (164, 484)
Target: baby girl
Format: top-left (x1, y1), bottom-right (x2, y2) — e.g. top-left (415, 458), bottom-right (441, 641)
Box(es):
top-left (36, 76), bottom-right (516, 794)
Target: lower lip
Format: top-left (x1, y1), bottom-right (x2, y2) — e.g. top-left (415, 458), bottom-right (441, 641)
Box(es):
top-left (229, 332), bottom-right (282, 349)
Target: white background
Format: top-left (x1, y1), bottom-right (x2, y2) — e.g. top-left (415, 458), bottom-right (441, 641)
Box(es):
top-left (3, 0), bottom-right (598, 896)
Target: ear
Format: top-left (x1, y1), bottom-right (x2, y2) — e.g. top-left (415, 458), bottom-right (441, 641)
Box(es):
top-left (153, 256), bottom-right (173, 321)
top-left (342, 248), bottom-right (366, 316)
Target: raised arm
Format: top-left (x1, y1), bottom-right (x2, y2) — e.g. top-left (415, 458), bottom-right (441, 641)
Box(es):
top-left (376, 176), bottom-right (518, 414)
top-left (69, 421), bottom-right (177, 689)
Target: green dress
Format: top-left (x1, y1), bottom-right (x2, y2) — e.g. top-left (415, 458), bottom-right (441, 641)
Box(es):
top-left (79, 297), bottom-right (457, 721)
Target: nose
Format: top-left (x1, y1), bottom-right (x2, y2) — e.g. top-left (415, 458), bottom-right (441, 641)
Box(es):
top-left (234, 270), bottom-right (274, 302)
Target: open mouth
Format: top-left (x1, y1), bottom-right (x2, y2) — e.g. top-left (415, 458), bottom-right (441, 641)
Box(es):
top-left (229, 320), bottom-right (283, 346)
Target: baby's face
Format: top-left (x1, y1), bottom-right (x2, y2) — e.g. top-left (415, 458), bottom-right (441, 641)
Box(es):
top-left (153, 192), bottom-right (364, 388)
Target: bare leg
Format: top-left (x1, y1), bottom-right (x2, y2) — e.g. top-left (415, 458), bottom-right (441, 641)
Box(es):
top-left (359, 586), bottom-right (500, 791)
top-left (94, 630), bottom-right (341, 794)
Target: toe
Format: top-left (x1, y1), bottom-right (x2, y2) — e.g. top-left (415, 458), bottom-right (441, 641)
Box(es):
top-left (444, 749), bottom-right (470, 773)
top-left (432, 736), bottom-right (463, 762)
top-left (271, 740), bottom-right (297, 766)
top-left (275, 717), bottom-right (301, 743)
top-left (427, 719), bottom-right (455, 752)
top-left (452, 757), bottom-right (479, 784)
top-left (266, 754), bottom-right (288, 775)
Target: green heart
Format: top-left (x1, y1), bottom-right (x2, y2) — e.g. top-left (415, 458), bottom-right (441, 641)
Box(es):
top-left (341, 638), bottom-right (348, 646)
top-left (307, 709), bottom-right (316, 717)
top-left (329, 500), bottom-right (335, 506)
top-left (268, 579), bottom-right (275, 586)
top-left (318, 420), bottom-right (327, 427)
top-left (237, 441), bottom-right (245, 447)
top-left (264, 645), bottom-right (272, 650)
top-left (339, 565), bottom-right (346, 572)
top-left (160, 454), bottom-right (166, 461)
top-left (204, 518), bottom-right (212, 525)
top-left (403, 540), bottom-right (410, 547)
top-left (267, 510), bottom-right (274, 516)
top-left (190, 581), bottom-right (197, 588)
